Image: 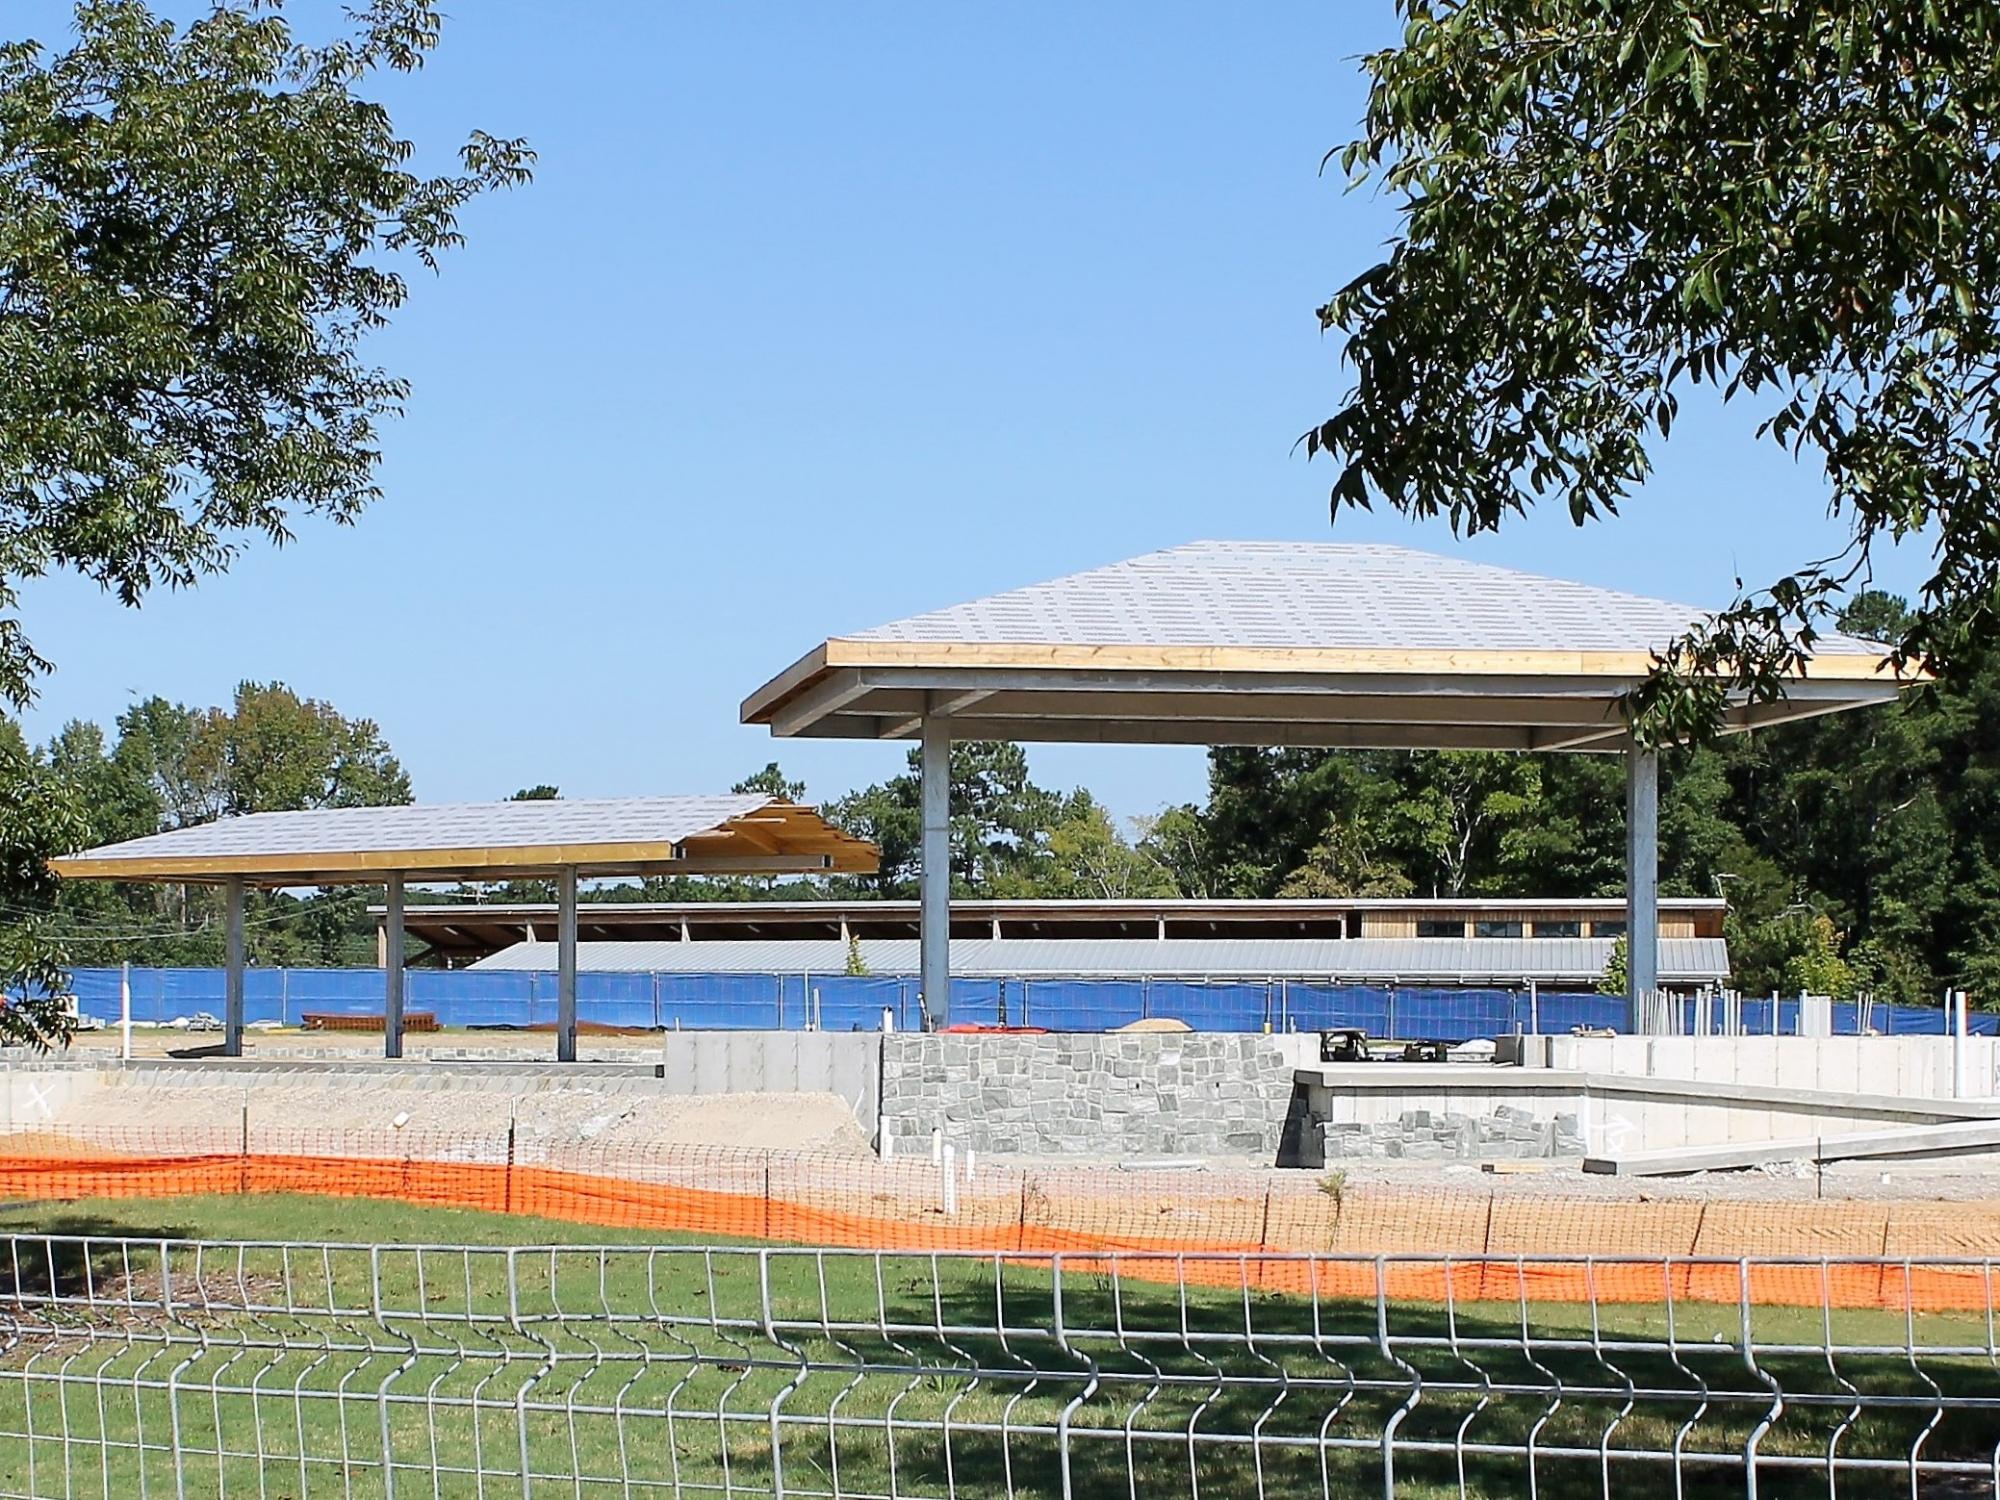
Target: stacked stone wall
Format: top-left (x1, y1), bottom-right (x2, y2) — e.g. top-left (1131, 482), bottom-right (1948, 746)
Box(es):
top-left (879, 1033), bottom-right (1295, 1159)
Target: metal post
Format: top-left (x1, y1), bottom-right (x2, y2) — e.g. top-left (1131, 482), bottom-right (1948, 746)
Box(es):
top-left (383, 873), bottom-right (406, 1060)
top-left (1528, 977), bottom-right (1540, 1037)
top-left (556, 866), bottom-right (578, 1063)
top-left (223, 875), bottom-right (245, 1057)
top-left (119, 961), bottom-right (132, 1063)
top-left (1954, 989), bottom-right (1969, 1099)
top-left (1625, 745), bottom-right (1660, 1012)
top-left (919, 715), bottom-right (951, 1029)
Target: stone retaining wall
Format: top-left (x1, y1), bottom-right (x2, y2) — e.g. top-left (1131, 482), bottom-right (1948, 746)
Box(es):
top-left (878, 1032), bottom-right (1307, 1159)
top-left (1320, 1104), bottom-right (1585, 1161)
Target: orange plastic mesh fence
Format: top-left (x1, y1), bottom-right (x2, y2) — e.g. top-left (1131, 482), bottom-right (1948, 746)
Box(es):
top-left (2, 1125), bottom-right (1994, 1310)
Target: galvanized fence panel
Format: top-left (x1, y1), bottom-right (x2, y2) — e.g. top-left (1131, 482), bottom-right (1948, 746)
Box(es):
top-left (0, 1237), bottom-right (1996, 1498)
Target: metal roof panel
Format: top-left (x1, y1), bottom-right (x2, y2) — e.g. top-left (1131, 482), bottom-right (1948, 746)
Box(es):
top-left (470, 935), bottom-right (1730, 984)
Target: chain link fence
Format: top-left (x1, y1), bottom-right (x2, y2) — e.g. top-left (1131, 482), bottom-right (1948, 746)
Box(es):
top-left (0, 1236), bottom-right (1994, 1498)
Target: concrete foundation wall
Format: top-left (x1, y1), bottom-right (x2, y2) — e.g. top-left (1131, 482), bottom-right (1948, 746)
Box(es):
top-left (0, 1062), bottom-right (103, 1129)
top-left (0, 1031), bottom-right (886, 1136)
top-left (1524, 1035), bottom-right (2000, 1099)
top-left (1296, 1063), bottom-right (2000, 1164)
top-left (878, 1033), bottom-right (1317, 1159)
top-left (657, 1032), bottom-right (880, 1128)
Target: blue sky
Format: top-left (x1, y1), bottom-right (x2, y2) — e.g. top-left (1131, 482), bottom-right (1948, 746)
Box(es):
top-left (11, 2), bottom-right (1937, 824)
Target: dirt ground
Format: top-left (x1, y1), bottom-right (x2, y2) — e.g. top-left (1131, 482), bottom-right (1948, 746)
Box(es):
top-left (43, 1081), bottom-right (875, 1157)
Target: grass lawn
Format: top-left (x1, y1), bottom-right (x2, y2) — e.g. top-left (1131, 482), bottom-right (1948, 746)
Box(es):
top-left (0, 1193), bottom-right (1992, 1499)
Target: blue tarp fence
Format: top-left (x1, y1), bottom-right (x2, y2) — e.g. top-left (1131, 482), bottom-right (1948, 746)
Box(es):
top-left (53, 968), bottom-right (2000, 1040)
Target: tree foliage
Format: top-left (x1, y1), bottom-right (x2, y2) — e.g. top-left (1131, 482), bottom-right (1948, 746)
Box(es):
top-left (0, 1), bottom-right (530, 706)
top-left (1307, 0), bottom-right (2000, 732)
top-left (0, 0), bottom-right (525, 1040)
top-left (38, 681), bottom-right (412, 972)
top-left (822, 743), bottom-right (1175, 900)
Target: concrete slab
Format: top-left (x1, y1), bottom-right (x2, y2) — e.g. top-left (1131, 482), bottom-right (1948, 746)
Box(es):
top-left (1583, 1118), bottom-right (2000, 1176)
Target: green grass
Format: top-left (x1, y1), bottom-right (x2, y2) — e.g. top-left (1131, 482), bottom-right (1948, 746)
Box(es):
top-left (0, 1192), bottom-right (736, 1250)
top-left (0, 1194), bottom-right (1992, 1498)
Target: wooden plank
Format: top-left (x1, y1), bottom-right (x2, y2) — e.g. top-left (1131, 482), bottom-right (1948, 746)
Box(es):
top-left (822, 638), bottom-right (1906, 682)
top-left (737, 642), bottom-right (830, 724)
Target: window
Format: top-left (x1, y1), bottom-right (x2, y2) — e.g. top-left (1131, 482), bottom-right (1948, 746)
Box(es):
top-left (1534, 920), bottom-right (1582, 938)
top-left (1592, 920), bottom-right (1628, 938)
top-left (1416, 919), bottom-right (1465, 938)
top-left (1473, 919), bottom-right (1523, 939)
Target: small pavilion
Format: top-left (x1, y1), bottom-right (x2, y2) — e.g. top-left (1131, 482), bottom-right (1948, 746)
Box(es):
top-left (742, 541), bottom-right (1907, 1025)
top-left (50, 795), bottom-right (876, 1059)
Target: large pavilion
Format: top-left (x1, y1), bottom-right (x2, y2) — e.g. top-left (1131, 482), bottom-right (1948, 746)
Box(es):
top-left (50, 795), bottom-right (876, 1059)
top-left (743, 540), bottom-right (1907, 1025)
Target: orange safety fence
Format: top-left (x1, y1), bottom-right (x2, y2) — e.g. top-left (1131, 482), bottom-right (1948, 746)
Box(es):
top-left (3, 1124), bottom-right (1997, 1311)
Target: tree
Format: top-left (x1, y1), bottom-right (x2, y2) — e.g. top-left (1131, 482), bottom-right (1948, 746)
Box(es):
top-left (733, 763), bottom-right (805, 803)
top-left (1598, 935), bottom-right (1629, 998)
top-left (1308, 1), bottom-right (1997, 734)
top-left (1133, 804), bottom-right (1216, 898)
top-left (44, 682), bottom-right (413, 970)
top-left (0, 0), bottom-right (527, 1039)
top-left (1031, 794), bottom-right (1178, 901)
top-left (826, 742), bottom-right (1064, 897)
top-left (0, 2), bottom-right (530, 706)
top-left (1277, 818), bottom-right (1413, 899)
top-left (0, 721), bottom-right (87, 1037)
top-left (1780, 913), bottom-right (1857, 1000)
top-left (510, 785), bottom-right (559, 801)
top-left (1381, 751), bottom-right (1543, 897)
top-left (1197, 747), bottom-right (1400, 896)
top-left (203, 682), bottom-right (410, 814)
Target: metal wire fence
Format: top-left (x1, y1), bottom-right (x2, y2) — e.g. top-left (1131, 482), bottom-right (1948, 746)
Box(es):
top-left (0, 1235), bottom-right (1994, 1499)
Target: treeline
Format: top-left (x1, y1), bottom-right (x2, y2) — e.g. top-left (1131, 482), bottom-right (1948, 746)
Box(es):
top-left (26, 682), bottom-right (412, 968)
top-left (18, 592), bottom-right (2000, 1004)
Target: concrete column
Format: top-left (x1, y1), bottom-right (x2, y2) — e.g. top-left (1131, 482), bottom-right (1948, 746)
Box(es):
top-left (223, 875), bottom-right (245, 1057)
top-left (557, 866), bottom-right (578, 1063)
top-left (920, 715), bottom-right (951, 1029)
top-left (1625, 745), bottom-right (1660, 1011)
top-left (384, 873), bottom-right (406, 1060)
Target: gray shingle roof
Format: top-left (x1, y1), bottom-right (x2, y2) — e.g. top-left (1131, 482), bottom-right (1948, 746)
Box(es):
top-left (848, 541), bottom-right (1884, 657)
top-left (471, 935), bottom-right (1730, 985)
top-left (62, 795), bottom-right (775, 864)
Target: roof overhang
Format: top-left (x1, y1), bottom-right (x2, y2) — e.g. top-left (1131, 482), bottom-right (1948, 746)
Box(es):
top-left (742, 640), bottom-right (1908, 751)
top-left (49, 797), bottom-right (879, 887)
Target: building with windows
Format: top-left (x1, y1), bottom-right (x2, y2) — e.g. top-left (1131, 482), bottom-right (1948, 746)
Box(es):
top-left (386, 895), bottom-right (1726, 986)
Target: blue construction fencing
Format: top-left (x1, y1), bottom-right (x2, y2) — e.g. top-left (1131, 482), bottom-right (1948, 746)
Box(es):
top-left (53, 967), bottom-right (2000, 1040)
